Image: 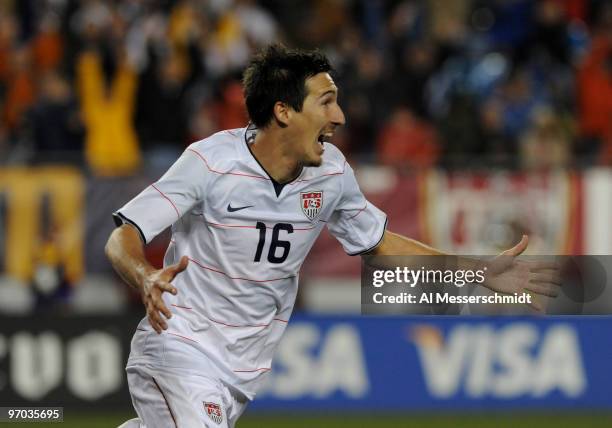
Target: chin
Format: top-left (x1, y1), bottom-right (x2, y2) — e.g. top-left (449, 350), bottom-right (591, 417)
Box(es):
top-left (304, 156), bottom-right (323, 167)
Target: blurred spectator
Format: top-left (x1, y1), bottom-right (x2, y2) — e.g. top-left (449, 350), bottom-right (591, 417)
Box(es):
top-left (3, 46), bottom-right (36, 136)
top-left (188, 78), bottom-right (248, 143)
top-left (577, 34), bottom-right (612, 161)
top-left (519, 108), bottom-right (572, 169)
top-left (77, 49), bottom-right (140, 176)
top-left (31, 11), bottom-right (64, 73)
top-left (438, 93), bottom-right (487, 168)
top-left (377, 107), bottom-right (440, 168)
top-left (204, 0), bottom-right (279, 77)
top-left (214, 78), bottom-right (249, 131)
top-left (0, 9), bottom-right (19, 85)
top-left (394, 41), bottom-right (438, 118)
top-left (525, 0), bottom-right (572, 66)
top-left (189, 101), bottom-right (218, 143)
top-left (427, 0), bottom-right (470, 48)
top-left (0, 0), bottom-right (610, 171)
top-left (135, 46), bottom-right (195, 152)
top-left (343, 46), bottom-right (391, 156)
top-left (479, 98), bottom-right (515, 168)
top-left (234, 0), bottom-right (279, 47)
top-left (27, 71), bottom-right (83, 164)
top-left (488, 68), bottom-right (550, 143)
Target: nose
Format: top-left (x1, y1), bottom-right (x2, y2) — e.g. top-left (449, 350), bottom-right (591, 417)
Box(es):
top-left (331, 103), bottom-right (346, 126)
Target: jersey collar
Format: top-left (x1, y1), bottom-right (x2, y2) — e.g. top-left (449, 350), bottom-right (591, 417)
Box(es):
top-left (241, 123), bottom-right (305, 197)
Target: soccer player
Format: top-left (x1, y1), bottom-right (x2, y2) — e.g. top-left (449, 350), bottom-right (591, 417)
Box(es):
top-left (106, 45), bottom-right (560, 428)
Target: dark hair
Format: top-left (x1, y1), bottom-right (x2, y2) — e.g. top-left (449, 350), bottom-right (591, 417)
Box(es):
top-left (242, 44), bottom-right (333, 128)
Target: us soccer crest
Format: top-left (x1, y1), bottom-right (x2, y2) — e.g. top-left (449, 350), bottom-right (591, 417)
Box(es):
top-left (204, 402), bottom-right (223, 425)
top-left (300, 190), bottom-right (323, 220)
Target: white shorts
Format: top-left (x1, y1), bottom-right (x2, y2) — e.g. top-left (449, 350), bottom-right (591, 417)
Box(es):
top-left (126, 364), bottom-right (249, 428)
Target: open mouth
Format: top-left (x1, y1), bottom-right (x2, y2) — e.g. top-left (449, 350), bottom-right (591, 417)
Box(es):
top-left (317, 132), bottom-right (333, 145)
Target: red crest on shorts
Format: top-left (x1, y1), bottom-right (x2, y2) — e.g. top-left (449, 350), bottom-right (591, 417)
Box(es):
top-left (204, 402), bottom-right (223, 425)
top-left (300, 190), bottom-right (323, 220)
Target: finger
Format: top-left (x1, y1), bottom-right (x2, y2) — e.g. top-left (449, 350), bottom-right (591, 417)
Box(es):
top-left (154, 297), bottom-right (172, 320)
top-left (530, 272), bottom-right (562, 285)
top-left (157, 281), bottom-right (178, 296)
top-left (147, 312), bottom-right (162, 334)
top-left (146, 305), bottom-right (162, 334)
top-left (525, 282), bottom-right (560, 297)
top-left (151, 310), bottom-right (168, 331)
top-left (165, 256), bottom-right (189, 279)
top-left (528, 262), bottom-right (561, 272)
top-left (525, 294), bottom-right (543, 312)
top-left (149, 320), bottom-right (160, 334)
top-left (147, 301), bottom-right (167, 332)
top-left (503, 235), bottom-right (528, 257)
top-left (528, 268), bottom-right (560, 277)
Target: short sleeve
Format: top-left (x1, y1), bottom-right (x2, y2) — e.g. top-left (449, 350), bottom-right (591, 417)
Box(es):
top-left (327, 162), bottom-right (387, 255)
top-left (113, 146), bottom-right (209, 243)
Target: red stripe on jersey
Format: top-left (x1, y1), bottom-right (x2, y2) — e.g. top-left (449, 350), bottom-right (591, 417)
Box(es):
top-left (187, 257), bottom-right (296, 282)
top-left (170, 304), bottom-right (289, 328)
top-left (206, 221), bottom-right (256, 229)
top-left (206, 221), bottom-right (316, 231)
top-left (187, 148), bottom-right (269, 180)
top-left (207, 316), bottom-right (270, 328)
top-left (233, 368), bottom-right (271, 373)
top-left (167, 332), bottom-right (198, 343)
top-left (170, 304), bottom-right (192, 310)
top-left (188, 148), bottom-right (346, 183)
top-left (151, 183), bottom-right (180, 219)
top-left (209, 315), bottom-right (288, 328)
top-left (289, 161), bottom-right (347, 184)
top-left (294, 225), bottom-right (318, 231)
top-left (347, 204), bottom-right (368, 220)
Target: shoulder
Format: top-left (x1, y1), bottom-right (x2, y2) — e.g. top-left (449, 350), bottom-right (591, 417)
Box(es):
top-left (298, 143), bottom-right (348, 182)
top-left (184, 128), bottom-right (244, 169)
top-left (320, 143), bottom-right (348, 173)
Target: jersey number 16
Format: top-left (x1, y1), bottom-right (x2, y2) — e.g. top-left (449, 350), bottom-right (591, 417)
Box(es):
top-left (254, 222), bottom-right (293, 264)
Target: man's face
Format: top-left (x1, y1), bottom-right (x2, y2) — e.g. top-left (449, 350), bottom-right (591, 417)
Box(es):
top-left (288, 72), bottom-right (345, 166)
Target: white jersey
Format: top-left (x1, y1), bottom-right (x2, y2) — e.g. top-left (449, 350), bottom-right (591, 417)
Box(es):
top-left (114, 124), bottom-right (387, 399)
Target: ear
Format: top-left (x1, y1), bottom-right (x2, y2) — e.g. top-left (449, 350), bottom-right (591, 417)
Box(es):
top-left (273, 101), bottom-right (291, 128)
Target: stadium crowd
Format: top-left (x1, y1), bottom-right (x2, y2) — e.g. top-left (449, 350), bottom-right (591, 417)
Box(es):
top-left (0, 0), bottom-right (611, 173)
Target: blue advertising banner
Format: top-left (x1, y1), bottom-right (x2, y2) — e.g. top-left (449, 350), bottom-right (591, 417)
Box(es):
top-left (251, 316), bottom-right (612, 411)
top-left (1, 315), bottom-right (610, 411)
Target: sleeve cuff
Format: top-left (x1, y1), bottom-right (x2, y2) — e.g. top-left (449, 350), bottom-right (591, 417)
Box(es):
top-left (347, 217), bottom-right (388, 256)
top-left (112, 211), bottom-right (147, 244)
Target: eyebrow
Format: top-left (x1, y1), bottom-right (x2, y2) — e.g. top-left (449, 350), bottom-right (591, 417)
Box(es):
top-left (318, 89), bottom-right (337, 99)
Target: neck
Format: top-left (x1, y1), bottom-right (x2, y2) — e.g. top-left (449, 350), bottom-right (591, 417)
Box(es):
top-left (249, 127), bottom-right (302, 183)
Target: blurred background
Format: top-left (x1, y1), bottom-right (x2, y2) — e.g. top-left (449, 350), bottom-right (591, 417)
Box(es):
top-left (0, 0), bottom-right (611, 426)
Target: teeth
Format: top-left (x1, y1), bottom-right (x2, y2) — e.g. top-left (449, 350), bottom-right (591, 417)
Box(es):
top-left (318, 133), bottom-right (333, 143)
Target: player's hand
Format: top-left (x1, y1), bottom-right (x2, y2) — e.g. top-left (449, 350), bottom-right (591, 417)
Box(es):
top-left (484, 235), bottom-right (561, 312)
top-left (141, 256), bottom-right (189, 333)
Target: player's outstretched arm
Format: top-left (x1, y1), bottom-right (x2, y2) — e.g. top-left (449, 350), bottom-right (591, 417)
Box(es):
top-left (367, 230), bottom-right (448, 256)
top-left (366, 231), bottom-right (560, 311)
top-left (105, 224), bottom-right (188, 333)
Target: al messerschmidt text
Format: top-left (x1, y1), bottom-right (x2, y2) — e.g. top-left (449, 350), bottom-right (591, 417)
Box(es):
top-left (372, 292), bottom-right (533, 305)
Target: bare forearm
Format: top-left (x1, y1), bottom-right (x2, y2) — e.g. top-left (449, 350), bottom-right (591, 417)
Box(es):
top-left (367, 230), bottom-right (485, 271)
top-left (370, 231), bottom-right (447, 256)
top-left (104, 225), bottom-right (154, 293)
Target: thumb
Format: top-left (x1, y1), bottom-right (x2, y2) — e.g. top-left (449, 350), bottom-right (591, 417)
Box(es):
top-left (165, 256), bottom-right (189, 278)
top-left (504, 234), bottom-right (529, 257)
